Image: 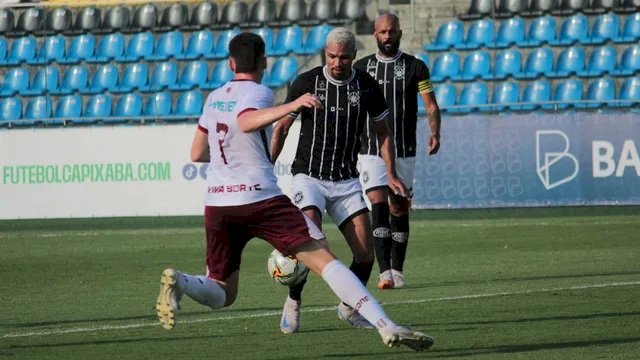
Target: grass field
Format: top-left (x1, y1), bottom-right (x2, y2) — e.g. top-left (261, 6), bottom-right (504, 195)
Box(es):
top-left (1, 206), bottom-right (639, 359)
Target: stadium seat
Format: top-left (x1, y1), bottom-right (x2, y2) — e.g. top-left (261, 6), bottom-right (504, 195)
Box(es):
top-left (45, 7), bottom-right (72, 34)
top-left (613, 13), bottom-right (640, 43)
top-left (189, 1), bottom-right (218, 29)
top-left (23, 66), bottom-right (59, 96)
top-left (415, 52), bottom-right (429, 68)
top-left (254, 27), bottom-right (275, 54)
top-left (219, 0), bottom-right (248, 28)
top-left (578, 77), bottom-right (615, 108)
top-left (73, 6), bottom-right (101, 34)
top-left (23, 96), bottom-right (52, 123)
top-left (496, 16), bottom-right (526, 48)
top-left (83, 94), bottom-right (112, 122)
top-left (524, 0), bottom-right (558, 16)
top-left (246, 0), bottom-right (277, 28)
top-left (552, 0), bottom-right (587, 15)
top-left (549, 46), bottom-right (585, 78)
top-left (584, 0), bottom-right (618, 14)
top-left (553, 78), bottom-right (583, 109)
top-left (144, 91), bottom-right (173, 117)
top-left (521, 79), bottom-right (552, 110)
top-left (550, 14), bottom-right (589, 46)
top-left (1, 68), bottom-right (30, 97)
top-left (0, 8), bottom-right (14, 35)
top-left (103, 6), bottom-right (131, 33)
top-left (173, 60), bottom-right (209, 90)
top-left (117, 31), bottom-right (155, 63)
top-left (577, 46), bottom-right (617, 77)
top-left (206, 61), bottom-right (234, 90)
top-left (174, 90), bottom-right (203, 117)
top-left (331, 0), bottom-right (365, 25)
top-left (425, 21), bottom-right (464, 51)
top-left (160, 3), bottom-right (188, 30)
top-left (454, 82), bottom-right (489, 113)
top-left (60, 34), bottom-right (95, 64)
top-left (0, 97), bottom-right (21, 123)
top-left (459, 19), bottom-right (495, 50)
top-left (113, 93), bottom-right (143, 120)
top-left (433, 84), bottom-right (456, 112)
top-left (520, 16), bottom-right (557, 47)
top-left (491, 81), bottom-right (520, 111)
top-left (265, 56), bottom-right (298, 88)
top-left (0, 37), bottom-right (6, 65)
top-left (496, 0), bottom-right (528, 18)
top-left (131, 4), bottom-right (158, 31)
top-left (459, 0), bottom-right (493, 20)
top-left (142, 61), bottom-right (178, 92)
top-left (148, 31), bottom-right (184, 61)
top-left (114, 63), bottom-right (149, 94)
top-left (210, 28), bottom-right (241, 59)
top-left (493, 49), bottom-right (522, 80)
top-left (515, 47), bottom-right (554, 79)
top-left (7, 35), bottom-right (37, 65)
top-left (85, 63), bottom-right (119, 94)
top-left (417, 94), bottom-right (426, 115)
top-left (303, 0), bottom-right (336, 26)
top-left (54, 65), bottom-right (89, 95)
top-left (585, 13), bottom-right (620, 45)
top-left (430, 53), bottom-right (461, 82)
top-left (88, 33), bottom-right (125, 63)
top-left (177, 30), bottom-right (215, 60)
top-left (54, 95), bottom-right (82, 121)
top-left (269, 25), bottom-right (303, 56)
top-left (612, 44), bottom-right (640, 76)
top-left (456, 50), bottom-right (493, 81)
top-left (295, 24), bottom-right (332, 55)
top-left (32, 35), bottom-right (66, 65)
top-left (15, 7), bottom-right (44, 34)
top-left (615, 76), bottom-right (640, 107)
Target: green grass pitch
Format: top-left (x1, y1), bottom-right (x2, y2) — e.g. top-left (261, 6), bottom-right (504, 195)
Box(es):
top-left (1, 206), bottom-right (639, 359)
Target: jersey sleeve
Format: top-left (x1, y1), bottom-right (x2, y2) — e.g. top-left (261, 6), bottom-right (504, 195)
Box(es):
top-left (415, 58), bottom-right (434, 94)
top-left (197, 93), bottom-right (211, 133)
top-left (361, 72), bottom-right (389, 123)
top-left (284, 74), bottom-right (308, 119)
top-left (353, 57), bottom-right (368, 73)
top-left (237, 85), bottom-right (274, 115)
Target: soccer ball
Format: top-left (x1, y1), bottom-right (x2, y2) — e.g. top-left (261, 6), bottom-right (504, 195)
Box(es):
top-left (267, 249), bottom-right (309, 286)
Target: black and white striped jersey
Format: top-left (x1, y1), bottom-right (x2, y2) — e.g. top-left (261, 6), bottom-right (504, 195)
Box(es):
top-left (354, 51), bottom-right (432, 158)
top-left (285, 66), bottom-right (389, 181)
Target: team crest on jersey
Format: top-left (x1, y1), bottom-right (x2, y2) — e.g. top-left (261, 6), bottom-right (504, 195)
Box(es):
top-left (317, 80), bottom-right (326, 90)
top-left (369, 71), bottom-right (376, 78)
top-left (318, 93), bottom-right (326, 101)
top-left (293, 191), bottom-right (304, 205)
top-left (394, 65), bottom-right (405, 80)
top-left (362, 171), bottom-right (369, 183)
top-left (348, 91), bottom-right (360, 106)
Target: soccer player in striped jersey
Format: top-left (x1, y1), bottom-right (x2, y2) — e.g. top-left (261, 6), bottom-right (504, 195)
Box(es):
top-left (354, 13), bottom-right (442, 290)
top-left (155, 32), bottom-right (434, 351)
top-left (271, 28), bottom-right (410, 334)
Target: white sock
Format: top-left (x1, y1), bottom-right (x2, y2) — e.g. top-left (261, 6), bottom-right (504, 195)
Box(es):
top-left (321, 259), bottom-right (396, 330)
top-left (176, 273), bottom-right (226, 309)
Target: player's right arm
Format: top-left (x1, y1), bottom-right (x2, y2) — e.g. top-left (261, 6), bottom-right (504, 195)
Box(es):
top-left (191, 127), bottom-right (210, 162)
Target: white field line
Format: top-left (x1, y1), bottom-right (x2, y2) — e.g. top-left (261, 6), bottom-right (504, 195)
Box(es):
top-left (2, 280), bottom-right (639, 339)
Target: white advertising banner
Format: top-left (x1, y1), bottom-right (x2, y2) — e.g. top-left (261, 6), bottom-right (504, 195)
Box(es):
top-left (0, 123), bottom-right (300, 219)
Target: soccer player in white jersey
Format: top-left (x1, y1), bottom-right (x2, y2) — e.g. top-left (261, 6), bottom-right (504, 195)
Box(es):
top-left (155, 32), bottom-right (434, 351)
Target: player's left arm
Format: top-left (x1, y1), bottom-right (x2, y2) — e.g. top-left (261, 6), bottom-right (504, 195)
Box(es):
top-left (190, 128), bottom-right (210, 162)
top-left (416, 60), bottom-right (441, 155)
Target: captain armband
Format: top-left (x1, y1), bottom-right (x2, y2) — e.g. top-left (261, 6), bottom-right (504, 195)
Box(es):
top-left (418, 79), bottom-right (434, 94)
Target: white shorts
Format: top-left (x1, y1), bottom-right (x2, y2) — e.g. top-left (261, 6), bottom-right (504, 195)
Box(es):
top-left (358, 155), bottom-right (416, 193)
top-left (290, 173), bottom-right (368, 227)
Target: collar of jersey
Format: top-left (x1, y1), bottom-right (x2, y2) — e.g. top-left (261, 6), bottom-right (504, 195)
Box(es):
top-left (375, 51), bottom-right (402, 63)
top-left (322, 65), bottom-right (355, 86)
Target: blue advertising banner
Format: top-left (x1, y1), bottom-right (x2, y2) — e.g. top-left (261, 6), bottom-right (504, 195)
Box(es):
top-left (412, 112), bottom-right (640, 208)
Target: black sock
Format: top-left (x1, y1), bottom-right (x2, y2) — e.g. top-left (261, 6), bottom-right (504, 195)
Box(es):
top-left (371, 202), bottom-right (392, 273)
top-left (349, 257), bottom-right (374, 285)
top-left (288, 276), bottom-right (307, 301)
top-left (390, 214), bottom-right (409, 272)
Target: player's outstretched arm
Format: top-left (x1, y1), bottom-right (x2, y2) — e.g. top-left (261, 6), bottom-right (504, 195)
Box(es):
top-left (271, 115), bottom-right (295, 162)
top-left (237, 93), bottom-right (322, 133)
top-left (191, 128), bottom-right (210, 162)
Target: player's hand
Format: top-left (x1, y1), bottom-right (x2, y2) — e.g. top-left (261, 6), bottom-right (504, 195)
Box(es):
top-left (428, 134), bottom-right (440, 155)
top-left (292, 93), bottom-right (323, 112)
top-left (388, 176), bottom-right (411, 199)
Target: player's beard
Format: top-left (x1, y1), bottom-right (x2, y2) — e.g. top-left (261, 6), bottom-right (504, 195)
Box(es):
top-left (377, 38), bottom-right (400, 57)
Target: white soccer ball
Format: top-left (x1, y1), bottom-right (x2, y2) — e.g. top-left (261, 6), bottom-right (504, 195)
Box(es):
top-left (267, 249), bottom-right (309, 286)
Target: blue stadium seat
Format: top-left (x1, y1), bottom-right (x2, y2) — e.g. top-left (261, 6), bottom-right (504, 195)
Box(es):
top-left (491, 81), bottom-right (520, 111)
top-left (113, 93), bottom-right (142, 120)
top-left (177, 30), bottom-right (215, 60)
top-left (520, 16), bottom-right (556, 47)
top-left (53, 65), bottom-right (89, 95)
top-left (254, 27), bottom-right (275, 55)
top-left (430, 53), bottom-right (460, 82)
top-left (210, 28), bottom-right (241, 59)
top-left (23, 66), bottom-right (59, 96)
top-left (521, 79), bottom-right (552, 110)
top-left (585, 13), bottom-right (620, 45)
top-left (615, 76), bottom-right (640, 108)
top-left (453, 82), bottom-right (488, 113)
top-left (114, 63), bottom-right (149, 94)
top-left (87, 33), bottom-right (125, 63)
top-left (141, 61), bottom-right (178, 92)
top-left (265, 56), bottom-right (298, 88)
top-left (117, 31), bottom-right (154, 62)
top-left (417, 94), bottom-right (426, 115)
top-left (459, 19), bottom-right (494, 50)
top-left (456, 50), bottom-right (492, 81)
top-left (7, 35), bottom-right (36, 65)
top-left (496, 17), bottom-right (526, 48)
top-left (0, 37), bottom-right (7, 65)
top-left (577, 46), bottom-right (617, 77)
top-left (515, 47), bottom-right (554, 79)
top-left (493, 49), bottom-right (522, 80)
top-left (149, 30), bottom-right (184, 61)
top-left (60, 34), bottom-right (95, 64)
top-left (85, 63), bottom-right (119, 94)
top-left (144, 91), bottom-right (172, 117)
top-left (550, 14), bottom-right (589, 46)
top-left (415, 52), bottom-right (429, 68)
top-left (425, 21), bottom-right (464, 51)
top-left (613, 44), bottom-right (640, 77)
top-left (269, 25), bottom-right (303, 57)
top-left (553, 78), bottom-right (582, 109)
top-left (23, 96), bottom-right (52, 123)
top-left (0, 97), bottom-right (22, 123)
top-left (577, 77), bottom-right (615, 109)
top-left (613, 12), bottom-right (640, 43)
top-left (295, 23), bottom-right (332, 55)
top-left (433, 84), bottom-right (456, 112)
top-left (549, 46), bottom-right (585, 78)
top-left (32, 35), bottom-right (65, 65)
top-left (1, 68), bottom-right (30, 97)
top-left (54, 95), bottom-right (82, 121)
top-left (206, 60), bottom-right (234, 90)
top-left (83, 94), bottom-right (112, 122)
top-left (175, 90), bottom-right (203, 117)
top-left (172, 60), bottom-right (208, 90)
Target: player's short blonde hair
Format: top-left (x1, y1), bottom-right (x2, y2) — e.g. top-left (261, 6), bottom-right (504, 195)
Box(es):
top-left (325, 27), bottom-right (356, 54)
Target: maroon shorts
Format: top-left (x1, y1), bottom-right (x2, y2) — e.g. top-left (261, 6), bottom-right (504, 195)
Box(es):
top-left (204, 195), bottom-right (322, 281)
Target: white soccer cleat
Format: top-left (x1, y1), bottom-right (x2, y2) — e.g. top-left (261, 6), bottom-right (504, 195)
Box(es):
top-left (377, 270), bottom-right (395, 290)
top-left (380, 325), bottom-right (434, 351)
top-left (156, 268), bottom-right (181, 330)
top-left (280, 296), bottom-right (301, 334)
top-left (337, 302), bottom-right (375, 329)
top-left (391, 270), bottom-right (406, 289)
